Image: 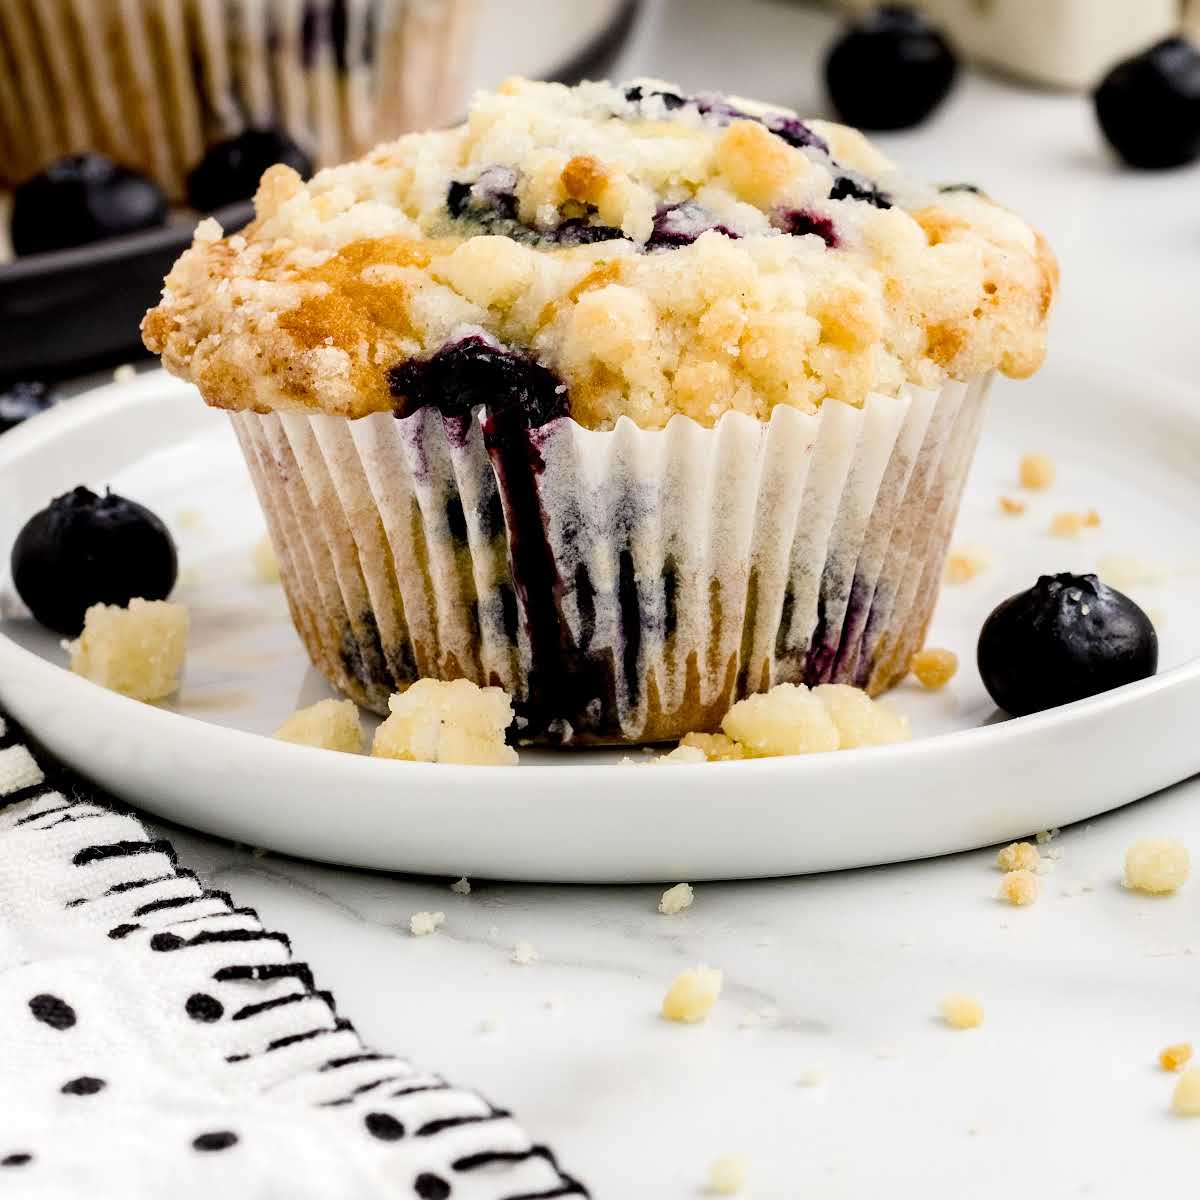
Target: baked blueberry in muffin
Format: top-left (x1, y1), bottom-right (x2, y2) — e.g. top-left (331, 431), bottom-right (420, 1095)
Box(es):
top-left (144, 78), bottom-right (1057, 743)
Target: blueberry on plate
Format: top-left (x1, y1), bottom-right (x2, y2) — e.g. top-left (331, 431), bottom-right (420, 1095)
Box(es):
top-left (824, 4), bottom-right (958, 131)
top-left (187, 129), bottom-right (315, 212)
top-left (10, 154), bottom-right (168, 257)
top-left (11, 487), bottom-right (178, 636)
top-left (0, 381), bottom-right (60, 434)
top-left (977, 573), bottom-right (1157, 718)
top-left (1094, 36), bottom-right (1200, 169)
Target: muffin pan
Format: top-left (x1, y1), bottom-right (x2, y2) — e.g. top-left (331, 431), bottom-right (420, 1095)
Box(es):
top-left (1, 364), bottom-right (1199, 881)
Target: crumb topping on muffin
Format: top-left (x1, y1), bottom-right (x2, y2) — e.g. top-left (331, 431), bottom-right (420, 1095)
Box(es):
top-left (144, 77), bottom-right (1058, 430)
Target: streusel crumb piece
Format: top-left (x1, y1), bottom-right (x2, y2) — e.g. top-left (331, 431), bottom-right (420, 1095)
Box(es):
top-left (679, 732), bottom-right (748, 761)
top-left (1124, 839), bottom-right (1190, 894)
top-left (814, 684), bottom-right (909, 748)
top-left (511, 940), bottom-right (539, 965)
top-left (662, 965), bottom-right (723, 1023)
top-left (1161, 1043), bottom-right (1193, 1072)
top-left (945, 546), bottom-right (990, 584)
top-left (660, 744), bottom-right (707, 764)
top-left (409, 911), bottom-right (445, 936)
top-left (69, 599), bottom-right (188, 702)
top-left (274, 698), bottom-right (363, 753)
top-left (659, 882), bottom-right (695, 915)
top-left (999, 869), bottom-right (1039, 906)
top-left (910, 647), bottom-right (958, 690)
top-left (722, 683), bottom-right (839, 756)
top-left (939, 993), bottom-right (984, 1029)
top-left (252, 533), bottom-right (281, 583)
top-left (1049, 511), bottom-right (1085, 538)
top-left (997, 842), bottom-right (1040, 873)
top-left (1019, 453), bottom-right (1056, 490)
top-left (998, 495), bottom-right (1026, 516)
top-left (1172, 1068), bottom-right (1200, 1116)
top-left (451, 877), bottom-right (472, 895)
top-left (372, 678), bottom-right (517, 765)
top-left (707, 1153), bottom-right (748, 1195)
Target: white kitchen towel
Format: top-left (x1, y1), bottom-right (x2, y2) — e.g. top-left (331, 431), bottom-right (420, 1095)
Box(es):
top-left (0, 712), bottom-right (586, 1200)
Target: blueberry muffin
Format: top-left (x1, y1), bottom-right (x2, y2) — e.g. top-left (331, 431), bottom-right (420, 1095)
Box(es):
top-left (143, 77), bottom-right (1057, 744)
top-left (0, 0), bottom-right (475, 198)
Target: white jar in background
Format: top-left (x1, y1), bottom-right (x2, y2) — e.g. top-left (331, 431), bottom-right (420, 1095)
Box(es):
top-left (832, 0), bottom-right (1184, 90)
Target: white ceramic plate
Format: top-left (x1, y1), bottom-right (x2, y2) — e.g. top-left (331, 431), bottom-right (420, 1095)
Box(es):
top-left (2, 365), bottom-right (1199, 881)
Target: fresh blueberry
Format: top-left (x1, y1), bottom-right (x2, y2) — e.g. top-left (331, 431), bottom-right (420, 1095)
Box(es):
top-left (0, 381), bottom-right (60, 434)
top-left (11, 155), bottom-right (168, 256)
top-left (824, 5), bottom-right (958, 131)
top-left (11, 486), bottom-right (178, 635)
top-left (186, 129), bottom-right (314, 212)
top-left (977, 573), bottom-right (1157, 717)
top-left (445, 165), bottom-right (519, 225)
top-left (388, 337), bottom-right (567, 432)
top-left (1094, 37), bottom-right (1200, 169)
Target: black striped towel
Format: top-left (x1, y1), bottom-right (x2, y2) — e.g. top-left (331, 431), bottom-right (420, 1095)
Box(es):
top-left (0, 709), bottom-right (586, 1199)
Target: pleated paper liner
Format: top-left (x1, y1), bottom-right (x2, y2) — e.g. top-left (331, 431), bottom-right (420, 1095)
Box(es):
top-left (231, 372), bottom-right (991, 745)
top-left (0, 0), bottom-right (475, 196)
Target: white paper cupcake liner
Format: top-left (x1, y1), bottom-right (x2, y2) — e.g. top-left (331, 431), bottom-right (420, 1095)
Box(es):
top-left (231, 372), bottom-right (991, 745)
top-left (0, 0), bottom-right (475, 196)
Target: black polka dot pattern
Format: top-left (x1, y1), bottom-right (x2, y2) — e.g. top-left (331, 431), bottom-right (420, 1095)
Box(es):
top-left (29, 993), bottom-right (76, 1030)
top-left (61, 1076), bottom-right (106, 1096)
top-left (364, 1112), bottom-right (405, 1141)
top-left (415, 1173), bottom-right (451, 1199)
top-left (192, 1132), bottom-right (238, 1152)
top-left (185, 993), bottom-right (224, 1022)
top-left (1, 1154), bottom-right (32, 1167)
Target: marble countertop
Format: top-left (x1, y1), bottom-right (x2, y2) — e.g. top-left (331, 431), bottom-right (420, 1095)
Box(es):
top-left (133, 1), bottom-right (1200, 1195)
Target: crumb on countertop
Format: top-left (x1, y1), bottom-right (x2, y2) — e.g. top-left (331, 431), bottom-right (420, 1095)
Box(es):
top-left (998, 495), bottom-right (1026, 516)
top-left (409, 910), bottom-right (445, 936)
top-left (1049, 510), bottom-right (1099, 538)
top-left (1161, 1043), bottom-right (1194, 1072)
top-left (999, 869), bottom-right (1039, 906)
top-left (997, 841), bottom-right (1040, 872)
top-left (68, 598), bottom-right (189, 703)
top-left (112, 363), bottom-right (137, 384)
top-left (451, 876), bottom-right (472, 895)
top-left (659, 882), bottom-right (694, 915)
top-left (1172, 1068), bottom-right (1200, 1116)
top-left (662, 965), bottom-right (723, 1024)
top-left (939, 993), bottom-right (984, 1030)
top-left (1124, 838), bottom-right (1190, 894)
top-left (274, 698), bottom-right (364, 753)
top-left (1035, 828), bottom-right (1060, 844)
top-left (511, 940), bottom-right (539, 966)
top-left (1019, 452), bottom-right (1055, 490)
top-left (945, 545), bottom-right (990, 584)
top-left (910, 647), bottom-right (958, 690)
top-left (707, 1153), bottom-right (748, 1196)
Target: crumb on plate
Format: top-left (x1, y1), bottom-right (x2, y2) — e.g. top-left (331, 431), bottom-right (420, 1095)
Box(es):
top-left (372, 677), bottom-right (518, 766)
top-left (997, 841), bottom-right (1040, 873)
top-left (274, 698), bottom-right (363, 753)
top-left (1019, 452), bottom-right (1055, 490)
top-left (1124, 838), bottom-right (1190, 894)
top-left (939, 993), bottom-right (984, 1030)
top-left (1161, 1043), bottom-right (1193, 1072)
top-left (451, 876), bottom-right (472, 895)
top-left (678, 731), bottom-right (748, 761)
top-left (662, 964), bottom-right (723, 1023)
top-left (1049, 511), bottom-right (1085, 538)
top-left (945, 545), bottom-right (990, 584)
top-left (660, 743), bottom-right (707, 764)
top-left (910, 647), bottom-right (958, 690)
top-left (68, 598), bottom-right (188, 702)
top-left (659, 882), bottom-right (694, 915)
top-left (409, 910), bottom-right (445, 936)
top-left (112, 363), bottom-right (137, 384)
top-left (998, 495), bottom-right (1026, 516)
top-left (707, 1153), bottom-right (748, 1195)
top-left (999, 869), bottom-right (1039, 906)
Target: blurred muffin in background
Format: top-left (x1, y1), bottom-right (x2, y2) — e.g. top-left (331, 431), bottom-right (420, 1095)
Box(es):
top-left (0, 0), bottom-right (477, 200)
